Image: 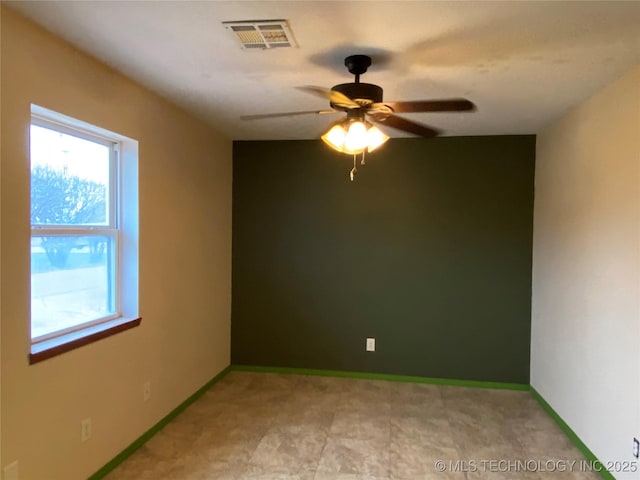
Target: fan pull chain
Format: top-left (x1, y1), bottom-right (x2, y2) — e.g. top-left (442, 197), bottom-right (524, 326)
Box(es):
top-left (360, 151), bottom-right (366, 165)
top-left (350, 154), bottom-right (357, 181)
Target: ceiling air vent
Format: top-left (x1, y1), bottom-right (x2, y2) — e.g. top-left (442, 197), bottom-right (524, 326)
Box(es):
top-left (223, 20), bottom-right (297, 49)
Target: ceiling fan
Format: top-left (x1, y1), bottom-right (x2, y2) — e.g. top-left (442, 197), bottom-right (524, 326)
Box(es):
top-left (241, 54), bottom-right (476, 180)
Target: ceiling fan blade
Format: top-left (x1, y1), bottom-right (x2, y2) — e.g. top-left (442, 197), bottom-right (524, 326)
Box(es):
top-left (297, 86), bottom-right (360, 109)
top-left (371, 99), bottom-right (475, 113)
top-left (370, 114), bottom-right (441, 137)
top-left (241, 109), bottom-right (337, 121)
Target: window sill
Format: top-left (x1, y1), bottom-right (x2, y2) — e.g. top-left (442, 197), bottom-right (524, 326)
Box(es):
top-left (29, 316), bottom-right (142, 365)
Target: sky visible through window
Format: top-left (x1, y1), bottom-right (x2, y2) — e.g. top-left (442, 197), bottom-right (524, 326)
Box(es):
top-left (30, 124), bottom-right (109, 184)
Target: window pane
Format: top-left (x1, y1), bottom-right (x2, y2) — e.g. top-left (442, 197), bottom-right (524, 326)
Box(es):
top-left (31, 235), bottom-right (116, 339)
top-left (30, 124), bottom-right (111, 226)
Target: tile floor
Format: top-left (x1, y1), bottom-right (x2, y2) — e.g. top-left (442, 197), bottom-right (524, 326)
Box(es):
top-left (105, 372), bottom-right (601, 480)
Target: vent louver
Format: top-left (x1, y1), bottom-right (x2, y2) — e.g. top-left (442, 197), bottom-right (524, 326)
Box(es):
top-left (223, 20), bottom-right (297, 49)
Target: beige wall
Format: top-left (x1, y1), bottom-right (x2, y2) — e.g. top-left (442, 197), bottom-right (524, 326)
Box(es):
top-left (1, 7), bottom-right (232, 480)
top-left (532, 65), bottom-right (640, 478)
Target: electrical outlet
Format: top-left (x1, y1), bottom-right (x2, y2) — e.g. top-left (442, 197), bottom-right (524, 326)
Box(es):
top-left (633, 437), bottom-right (639, 458)
top-left (3, 461), bottom-right (19, 480)
top-left (143, 381), bottom-right (151, 402)
top-left (81, 418), bottom-right (92, 442)
top-left (366, 337), bottom-right (376, 352)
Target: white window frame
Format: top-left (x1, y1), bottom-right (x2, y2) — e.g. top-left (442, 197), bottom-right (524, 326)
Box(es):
top-left (29, 105), bottom-right (139, 359)
top-left (30, 116), bottom-right (122, 342)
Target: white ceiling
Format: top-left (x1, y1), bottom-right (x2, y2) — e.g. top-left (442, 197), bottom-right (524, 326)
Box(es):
top-left (7, 1), bottom-right (640, 140)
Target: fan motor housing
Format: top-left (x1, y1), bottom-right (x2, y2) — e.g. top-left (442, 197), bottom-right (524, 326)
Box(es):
top-left (331, 83), bottom-right (383, 106)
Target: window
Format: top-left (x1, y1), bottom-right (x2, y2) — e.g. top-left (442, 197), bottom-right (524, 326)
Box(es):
top-left (30, 106), bottom-right (139, 363)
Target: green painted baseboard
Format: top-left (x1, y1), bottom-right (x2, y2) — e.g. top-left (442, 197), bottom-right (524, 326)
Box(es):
top-left (231, 364), bottom-right (531, 391)
top-left (531, 388), bottom-right (616, 480)
top-left (87, 365), bottom-right (232, 480)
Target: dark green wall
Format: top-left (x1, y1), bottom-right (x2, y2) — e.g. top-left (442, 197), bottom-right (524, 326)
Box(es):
top-left (231, 136), bottom-right (535, 383)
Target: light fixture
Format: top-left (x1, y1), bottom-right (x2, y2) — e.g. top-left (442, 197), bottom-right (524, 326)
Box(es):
top-left (321, 115), bottom-right (389, 181)
top-left (321, 117), bottom-right (389, 155)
